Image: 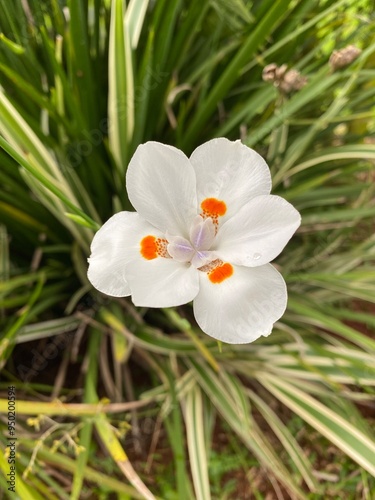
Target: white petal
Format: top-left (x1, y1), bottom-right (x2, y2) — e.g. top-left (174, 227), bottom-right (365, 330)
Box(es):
top-left (214, 195), bottom-right (301, 267)
top-left (87, 212), bottom-right (162, 297)
top-left (126, 142), bottom-right (198, 237)
top-left (193, 264), bottom-right (287, 344)
top-left (189, 138), bottom-right (271, 223)
top-left (126, 259), bottom-right (199, 307)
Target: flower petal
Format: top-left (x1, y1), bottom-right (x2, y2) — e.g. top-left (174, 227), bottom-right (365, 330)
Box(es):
top-left (87, 211), bottom-right (163, 297)
top-left (126, 142), bottom-right (198, 237)
top-left (126, 259), bottom-right (199, 307)
top-left (193, 264), bottom-right (287, 343)
top-left (214, 195), bottom-right (301, 267)
top-left (189, 138), bottom-right (271, 223)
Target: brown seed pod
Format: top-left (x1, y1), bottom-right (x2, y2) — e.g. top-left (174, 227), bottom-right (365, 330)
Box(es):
top-left (329, 45), bottom-right (362, 71)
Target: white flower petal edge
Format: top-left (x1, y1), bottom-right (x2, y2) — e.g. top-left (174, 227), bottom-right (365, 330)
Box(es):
top-left (87, 211), bottom-right (160, 297)
top-left (193, 264), bottom-right (287, 344)
top-left (126, 142), bottom-right (198, 238)
top-left (190, 138), bottom-right (272, 223)
top-left (214, 195), bottom-right (301, 267)
top-left (126, 258), bottom-right (199, 308)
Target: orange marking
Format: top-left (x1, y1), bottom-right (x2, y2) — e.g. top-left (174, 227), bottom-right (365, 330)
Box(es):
top-left (140, 236), bottom-right (169, 259)
top-left (140, 235), bottom-right (158, 260)
top-left (201, 198), bottom-right (226, 217)
top-left (208, 262), bottom-right (233, 284)
top-left (156, 238), bottom-right (169, 258)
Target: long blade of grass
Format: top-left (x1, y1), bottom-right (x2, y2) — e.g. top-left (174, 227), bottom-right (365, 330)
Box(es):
top-left (15, 317), bottom-right (80, 343)
top-left (260, 375), bottom-right (375, 476)
top-left (125, 0), bottom-right (150, 49)
top-left (94, 412), bottom-right (156, 500)
top-left (245, 69), bottom-right (339, 148)
top-left (182, 0), bottom-right (292, 149)
top-left (0, 398), bottom-right (153, 416)
top-left (185, 384), bottom-right (211, 500)
top-left (108, 0), bottom-right (134, 175)
top-left (189, 359), bottom-right (307, 499)
top-left (0, 225), bottom-right (9, 284)
top-left (0, 136), bottom-right (98, 231)
top-left (19, 439), bottom-right (150, 499)
top-left (287, 298), bottom-right (375, 352)
top-left (246, 387), bottom-right (318, 491)
top-left (0, 272), bottom-right (45, 368)
top-left (0, 451), bottom-right (45, 500)
top-left (67, 0), bottom-right (98, 129)
top-left (70, 328), bottom-right (99, 500)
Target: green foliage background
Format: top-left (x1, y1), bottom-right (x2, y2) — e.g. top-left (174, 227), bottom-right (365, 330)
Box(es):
top-left (0, 0), bottom-right (374, 498)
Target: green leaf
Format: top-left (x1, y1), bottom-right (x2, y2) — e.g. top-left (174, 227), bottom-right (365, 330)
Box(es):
top-left (67, 0), bottom-right (99, 129)
top-left (185, 384), bottom-right (211, 500)
top-left (182, 0), bottom-right (293, 149)
top-left (0, 136), bottom-right (95, 242)
top-left (108, 0), bottom-right (134, 174)
top-left (65, 213), bottom-right (100, 230)
top-left (0, 33), bottom-right (25, 54)
top-left (125, 0), bottom-right (150, 49)
top-left (260, 376), bottom-right (375, 476)
top-left (0, 452), bottom-right (45, 500)
top-left (189, 359), bottom-right (307, 499)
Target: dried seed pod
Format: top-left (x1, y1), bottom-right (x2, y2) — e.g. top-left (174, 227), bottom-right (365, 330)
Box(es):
top-left (274, 64), bottom-right (288, 80)
top-left (262, 63), bottom-right (279, 82)
top-left (279, 69), bottom-right (308, 93)
top-left (262, 63), bottom-right (307, 93)
top-left (329, 45), bottom-right (362, 71)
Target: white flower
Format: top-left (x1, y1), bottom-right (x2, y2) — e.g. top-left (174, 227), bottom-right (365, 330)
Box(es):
top-left (87, 138), bottom-right (301, 344)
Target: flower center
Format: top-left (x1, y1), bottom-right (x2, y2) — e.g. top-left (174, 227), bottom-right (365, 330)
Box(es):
top-left (167, 216), bottom-right (216, 268)
top-left (139, 216), bottom-right (234, 284)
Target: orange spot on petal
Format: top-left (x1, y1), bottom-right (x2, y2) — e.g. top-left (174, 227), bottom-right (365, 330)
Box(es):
top-left (140, 235), bottom-right (158, 260)
top-left (201, 198), bottom-right (226, 217)
top-left (140, 236), bottom-right (170, 259)
top-left (208, 262), bottom-right (233, 284)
